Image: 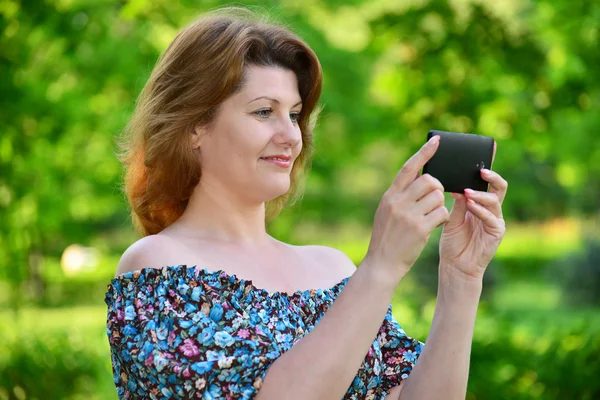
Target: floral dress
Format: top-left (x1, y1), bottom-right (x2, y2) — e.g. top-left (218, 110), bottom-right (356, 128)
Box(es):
top-left (104, 265), bottom-right (423, 399)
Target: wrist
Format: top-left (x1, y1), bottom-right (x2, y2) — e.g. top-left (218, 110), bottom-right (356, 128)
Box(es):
top-left (438, 264), bottom-right (484, 299)
top-left (358, 258), bottom-right (407, 290)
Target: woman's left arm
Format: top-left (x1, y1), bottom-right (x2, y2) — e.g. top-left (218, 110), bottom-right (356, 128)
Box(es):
top-left (394, 268), bottom-right (483, 400)
top-left (396, 148), bottom-right (508, 400)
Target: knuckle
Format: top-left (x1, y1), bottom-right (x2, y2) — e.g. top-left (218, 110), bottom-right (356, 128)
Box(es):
top-left (414, 224), bottom-right (427, 238)
top-left (382, 189), bottom-right (394, 203)
top-left (434, 190), bottom-right (445, 204)
top-left (442, 207), bottom-right (450, 219)
top-left (424, 174), bottom-right (443, 191)
top-left (436, 205), bottom-right (449, 221)
top-left (384, 198), bottom-right (398, 214)
top-left (398, 210), bottom-right (414, 224)
top-left (389, 202), bottom-right (404, 217)
top-left (399, 164), bottom-right (413, 176)
top-left (398, 210), bottom-right (413, 224)
top-left (422, 173), bottom-right (435, 185)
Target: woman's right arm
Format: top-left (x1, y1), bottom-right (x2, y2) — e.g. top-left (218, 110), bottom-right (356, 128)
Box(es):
top-left (256, 258), bottom-right (403, 399)
top-left (256, 135), bottom-right (447, 399)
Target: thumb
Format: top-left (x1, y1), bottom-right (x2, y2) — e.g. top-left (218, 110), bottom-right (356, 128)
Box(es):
top-left (446, 193), bottom-right (468, 228)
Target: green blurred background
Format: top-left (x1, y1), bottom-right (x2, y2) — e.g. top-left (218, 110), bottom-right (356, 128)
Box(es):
top-left (1, 0), bottom-right (599, 398)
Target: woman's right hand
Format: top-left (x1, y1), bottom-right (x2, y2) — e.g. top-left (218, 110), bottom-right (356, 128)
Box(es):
top-left (363, 134), bottom-right (448, 281)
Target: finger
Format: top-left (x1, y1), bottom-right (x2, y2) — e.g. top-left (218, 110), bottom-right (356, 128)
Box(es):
top-left (408, 173), bottom-right (445, 201)
top-left (465, 198), bottom-right (502, 228)
top-left (423, 205), bottom-right (450, 231)
top-left (392, 135), bottom-right (440, 191)
top-left (464, 189), bottom-right (502, 218)
top-left (480, 169), bottom-right (508, 204)
top-left (415, 189), bottom-right (445, 215)
top-left (446, 192), bottom-right (468, 229)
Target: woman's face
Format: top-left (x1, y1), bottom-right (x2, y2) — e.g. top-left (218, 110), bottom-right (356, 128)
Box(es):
top-left (194, 65), bottom-right (303, 204)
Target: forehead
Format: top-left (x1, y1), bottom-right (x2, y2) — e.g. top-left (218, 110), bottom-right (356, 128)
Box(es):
top-left (235, 66), bottom-right (301, 101)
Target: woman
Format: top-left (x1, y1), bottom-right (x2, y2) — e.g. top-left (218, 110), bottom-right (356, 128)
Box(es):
top-left (105, 6), bottom-right (507, 400)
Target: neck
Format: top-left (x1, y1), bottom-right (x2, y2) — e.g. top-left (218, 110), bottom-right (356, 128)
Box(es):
top-left (173, 181), bottom-right (272, 246)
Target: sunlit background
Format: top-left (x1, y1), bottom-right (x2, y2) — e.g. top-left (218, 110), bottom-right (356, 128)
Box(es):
top-left (1, 0), bottom-right (599, 399)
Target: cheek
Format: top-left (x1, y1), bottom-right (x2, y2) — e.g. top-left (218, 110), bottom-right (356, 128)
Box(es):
top-left (294, 138), bottom-right (303, 157)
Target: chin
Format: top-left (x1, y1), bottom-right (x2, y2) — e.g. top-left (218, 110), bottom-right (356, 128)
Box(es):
top-left (263, 182), bottom-right (291, 201)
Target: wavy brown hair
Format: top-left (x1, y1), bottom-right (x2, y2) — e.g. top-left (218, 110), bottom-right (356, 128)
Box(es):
top-left (117, 7), bottom-right (323, 236)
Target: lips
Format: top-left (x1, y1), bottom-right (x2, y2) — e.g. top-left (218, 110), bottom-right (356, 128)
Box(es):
top-left (260, 155), bottom-right (291, 161)
top-left (260, 156), bottom-right (292, 168)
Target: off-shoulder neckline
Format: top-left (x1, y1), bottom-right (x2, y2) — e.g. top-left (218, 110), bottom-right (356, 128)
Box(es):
top-left (109, 264), bottom-right (351, 299)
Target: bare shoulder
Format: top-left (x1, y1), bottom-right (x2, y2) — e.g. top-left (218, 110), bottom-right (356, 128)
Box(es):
top-left (387, 383), bottom-right (404, 398)
top-left (304, 245), bottom-right (357, 279)
top-left (115, 234), bottom-right (185, 278)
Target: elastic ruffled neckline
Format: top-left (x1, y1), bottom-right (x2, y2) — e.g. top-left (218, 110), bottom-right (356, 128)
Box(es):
top-left (106, 264), bottom-right (350, 301)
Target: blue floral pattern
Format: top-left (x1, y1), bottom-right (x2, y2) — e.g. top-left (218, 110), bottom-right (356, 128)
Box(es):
top-left (105, 265), bottom-right (423, 399)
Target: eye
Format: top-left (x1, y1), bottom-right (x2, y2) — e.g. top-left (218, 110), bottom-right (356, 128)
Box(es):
top-left (290, 112), bottom-right (301, 124)
top-left (253, 108), bottom-right (273, 119)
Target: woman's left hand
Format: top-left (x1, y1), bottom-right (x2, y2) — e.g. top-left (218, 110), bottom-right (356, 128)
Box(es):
top-left (439, 142), bottom-right (508, 282)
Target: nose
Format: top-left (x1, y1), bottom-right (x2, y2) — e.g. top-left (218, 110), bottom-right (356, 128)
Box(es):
top-left (274, 116), bottom-right (302, 147)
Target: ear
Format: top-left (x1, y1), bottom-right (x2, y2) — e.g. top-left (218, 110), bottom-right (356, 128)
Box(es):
top-left (191, 125), bottom-right (207, 150)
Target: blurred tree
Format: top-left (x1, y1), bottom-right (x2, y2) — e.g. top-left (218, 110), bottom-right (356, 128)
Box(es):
top-left (1, 0), bottom-right (599, 307)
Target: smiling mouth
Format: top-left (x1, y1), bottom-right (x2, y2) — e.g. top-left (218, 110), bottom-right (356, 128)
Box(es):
top-left (259, 158), bottom-right (292, 168)
top-left (260, 155), bottom-right (291, 162)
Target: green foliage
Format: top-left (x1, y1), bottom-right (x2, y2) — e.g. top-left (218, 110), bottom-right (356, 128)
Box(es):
top-left (550, 236), bottom-right (600, 306)
top-left (1, 0), bottom-right (600, 398)
top-left (1, 295), bottom-right (599, 400)
top-left (0, 329), bottom-right (113, 400)
top-left (468, 325), bottom-right (600, 400)
top-left (2, 0), bottom-right (600, 306)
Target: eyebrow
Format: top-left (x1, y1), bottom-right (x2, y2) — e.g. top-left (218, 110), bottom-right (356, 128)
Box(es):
top-left (248, 96), bottom-right (302, 107)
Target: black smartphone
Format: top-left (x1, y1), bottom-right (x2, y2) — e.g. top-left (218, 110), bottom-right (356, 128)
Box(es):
top-left (422, 130), bottom-right (495, 193)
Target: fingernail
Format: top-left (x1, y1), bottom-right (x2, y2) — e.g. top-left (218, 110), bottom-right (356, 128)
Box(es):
top-left (481, 168), bottom-right (490, 174)
top-left (464, 188), bottom-right (474, 194)
top-left (429, 135), bottom-right (440, 145)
